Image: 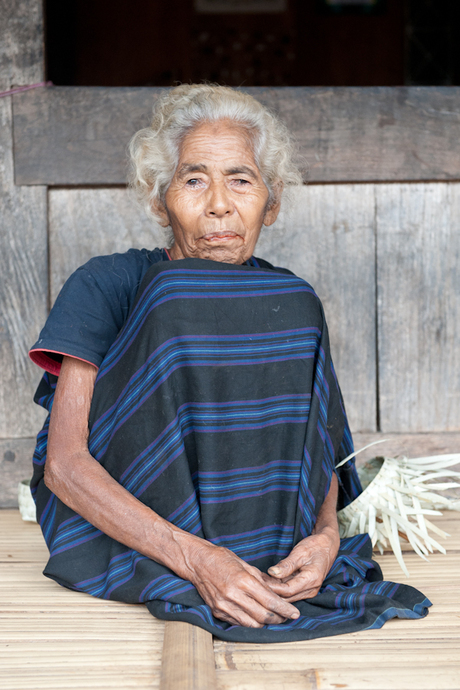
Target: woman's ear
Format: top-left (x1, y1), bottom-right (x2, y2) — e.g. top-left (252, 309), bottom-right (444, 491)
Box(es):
top-left (263, 181), bottom-right (283, 227)
top-left (152, 198), bottom-right (170, 227)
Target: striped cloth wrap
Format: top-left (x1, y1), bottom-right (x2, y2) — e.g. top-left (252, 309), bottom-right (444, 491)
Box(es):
top-left (31, 259), bottom-right (430, 642)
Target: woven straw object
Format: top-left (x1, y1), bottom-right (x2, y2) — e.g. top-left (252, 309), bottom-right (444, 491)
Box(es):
top-left (337, 450), bottom-right (460, 576)
top-left (18, 479), bottom-right (37, 523)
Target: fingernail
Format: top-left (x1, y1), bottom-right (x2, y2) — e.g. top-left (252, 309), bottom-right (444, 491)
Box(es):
top-left (270, 567), bottom-right (281, 576)
top-left (291, 611), bottom-right (300, 619)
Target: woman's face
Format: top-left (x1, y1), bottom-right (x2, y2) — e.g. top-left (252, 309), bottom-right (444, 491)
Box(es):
top-left (157, 120), bottom-right (281, 264)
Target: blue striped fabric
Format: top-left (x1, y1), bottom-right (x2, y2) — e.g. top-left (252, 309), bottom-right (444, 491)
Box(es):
top-left (31, 259), bottom-right (430, 642)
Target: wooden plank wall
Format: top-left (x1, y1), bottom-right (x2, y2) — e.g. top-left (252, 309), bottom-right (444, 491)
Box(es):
top-left (3, 76), bottom-right (460, 503)
top-left (0, 0), bottom-right (48, 506)
top-left (377, 184), bottom-right (460, 432)
top-left (13, 86), bottom-right (460, 185)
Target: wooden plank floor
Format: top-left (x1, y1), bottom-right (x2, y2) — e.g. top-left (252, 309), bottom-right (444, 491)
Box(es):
top-left (0, 510), bottom-right (165, 689)
top-left (1, 509), bottom-right (460, 690)
top-left (214, 513), bottom-right (460, 690)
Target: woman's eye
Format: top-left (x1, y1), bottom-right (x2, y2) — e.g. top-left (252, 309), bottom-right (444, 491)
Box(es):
top-left (186, 178), bottom-right (200, 186)
top-left (234, 178), bottom-right (250, 186)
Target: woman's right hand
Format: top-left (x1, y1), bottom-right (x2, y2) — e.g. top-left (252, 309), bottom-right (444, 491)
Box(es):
top-left (179, 537), bottom-right (300, 628)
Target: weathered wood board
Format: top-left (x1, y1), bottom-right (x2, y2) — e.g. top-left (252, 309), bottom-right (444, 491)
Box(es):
top-left (352, 431), bottom-right (460, 466)
top-left (48, 187), bottom-right (166, 302)
top-left (0, 511), bottom-right (165, 690)
top-left (13, 87), bottom-right (163, 186)
top-left (0, 0), bottom-right (48, 442)
top-left (160, 622), bottom-right (216, 690)
top-left (49, 184), bottom-right (376, 432)
top-left (376, 183), bottom-right (460, 432)
top-left (258, 184), bottom-right (377, 432)
top-left (13, 86), bottom-right (460, 186)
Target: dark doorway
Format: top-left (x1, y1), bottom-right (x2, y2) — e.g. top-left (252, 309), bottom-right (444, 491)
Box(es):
top-left (45, 0), bottom-right (459, 87)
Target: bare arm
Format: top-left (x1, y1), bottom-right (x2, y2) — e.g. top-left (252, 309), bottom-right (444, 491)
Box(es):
top-left (266, 473), bottom-right (340, 601)
top-left (45, 356), bottom-right (300, 627)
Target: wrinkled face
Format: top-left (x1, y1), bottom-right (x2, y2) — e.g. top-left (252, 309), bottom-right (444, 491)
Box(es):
top-left (156, 120), bottom-right (281, 264)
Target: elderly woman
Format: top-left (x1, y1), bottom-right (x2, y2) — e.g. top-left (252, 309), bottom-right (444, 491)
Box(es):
top-left (30, 84), bottom-right (429, 642)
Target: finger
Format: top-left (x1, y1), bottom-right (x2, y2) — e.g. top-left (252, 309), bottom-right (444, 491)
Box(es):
top-left (283, 587), bottom-right (321, 602)
top-left (230, 566), bottom-right (301, 617)
top-left (266, 569), bottom-right (322, 599)
top-left (214, 606), bottom-right (265, 628)
top-left (242, 580), bottom-right (300, 621)
top-left (267, 551), bottom-right (305, 579)
top-left (261, 572), bottom-right (302, 594)
top-left (265, 574), bottom-right (322, 601)
top-left (234, 593), bottom-right (291, 626)
top-left (260, 571), bottom-right (288, 587)
top-left (226, 572), bottom-right (300, 621)
top-left (214, 592), bottom-right (288, 627)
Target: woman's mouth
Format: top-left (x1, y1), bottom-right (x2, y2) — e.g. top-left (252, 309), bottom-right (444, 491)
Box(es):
top-left (201, 231), bottom-right (240, 243)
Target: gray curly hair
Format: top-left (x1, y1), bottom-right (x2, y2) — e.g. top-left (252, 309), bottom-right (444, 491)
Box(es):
top-left (128, 83), bottom-right (302, 225)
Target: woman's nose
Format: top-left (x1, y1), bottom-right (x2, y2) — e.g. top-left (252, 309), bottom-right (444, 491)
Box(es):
top-left (205, 182), bottom-right (232, 217)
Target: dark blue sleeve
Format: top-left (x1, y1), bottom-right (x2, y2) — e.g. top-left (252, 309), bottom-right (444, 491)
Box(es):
top-left (30, 248), bottom-right (166, 375)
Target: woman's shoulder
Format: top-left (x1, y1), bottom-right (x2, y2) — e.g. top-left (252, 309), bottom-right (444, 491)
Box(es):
top-left (78, 247), bottom-right (167, 285)
top-left (29, 248), bottom-right (168, 375)
top-left (66, 247), bottom-right (170, 315)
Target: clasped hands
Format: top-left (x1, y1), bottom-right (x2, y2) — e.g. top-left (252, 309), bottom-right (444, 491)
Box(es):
top-left (184, 526), bottom-right (340, 628)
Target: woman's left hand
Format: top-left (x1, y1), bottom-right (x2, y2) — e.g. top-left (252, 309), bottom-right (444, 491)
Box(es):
top-left (264, 526), bottom-right (339, 602)
top-left (265, 473), bottom-right (340, 602)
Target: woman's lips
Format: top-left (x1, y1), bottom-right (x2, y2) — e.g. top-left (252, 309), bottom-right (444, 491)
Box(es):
top-left (201, 231), bottom-right (240, 242)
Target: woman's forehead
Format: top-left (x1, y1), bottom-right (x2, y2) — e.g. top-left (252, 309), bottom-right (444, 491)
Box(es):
top-left (178, 120), bottom-right (257, 168)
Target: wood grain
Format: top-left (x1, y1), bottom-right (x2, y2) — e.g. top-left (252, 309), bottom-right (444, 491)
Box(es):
top-left (160, 622), bottom-right (217, 690)
top-left (3, 510), bottom-right (460, 689)
top-left (0, 0), bottom-right (48, 447)
top-left (0, 110), bottom-right (47, 439)
top-left (0, 0), bottom-right (44, 91)
top-left (376, 183), bottom-right (460, 432)
top-left (13, 86), bottom-right (460, 186)
top-left (215, 668), bottom-right (460, 690)
top-left (48, 187), bottom-right (166, 303)
top-left (0, 510), bottom-right (165, 689)
top-left (258, 184), bottom-right (377, 432)
top-left (352, 431), bottom-right (460, 466)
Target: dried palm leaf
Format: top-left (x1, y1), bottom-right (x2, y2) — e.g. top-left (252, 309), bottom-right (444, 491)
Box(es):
top-left (337, 452), bottom-right (460, 576)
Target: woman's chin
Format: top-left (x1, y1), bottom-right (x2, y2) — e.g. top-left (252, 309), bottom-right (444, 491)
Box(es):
top-left (198, 247), bottom-right (249, 264)
top-left (193, 238), bottom-right (250, 264)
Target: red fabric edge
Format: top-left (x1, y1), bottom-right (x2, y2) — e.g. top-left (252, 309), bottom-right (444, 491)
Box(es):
top-left (29, 349), bottom-right (98, 376)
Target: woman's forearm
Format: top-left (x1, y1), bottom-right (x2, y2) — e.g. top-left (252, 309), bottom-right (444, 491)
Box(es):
top-left (46, 445), bottom-right (207, 577)
top-left (312, 473), bottom-right (340, 544)
top-left (45, 357), bottom-right (206, 579)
